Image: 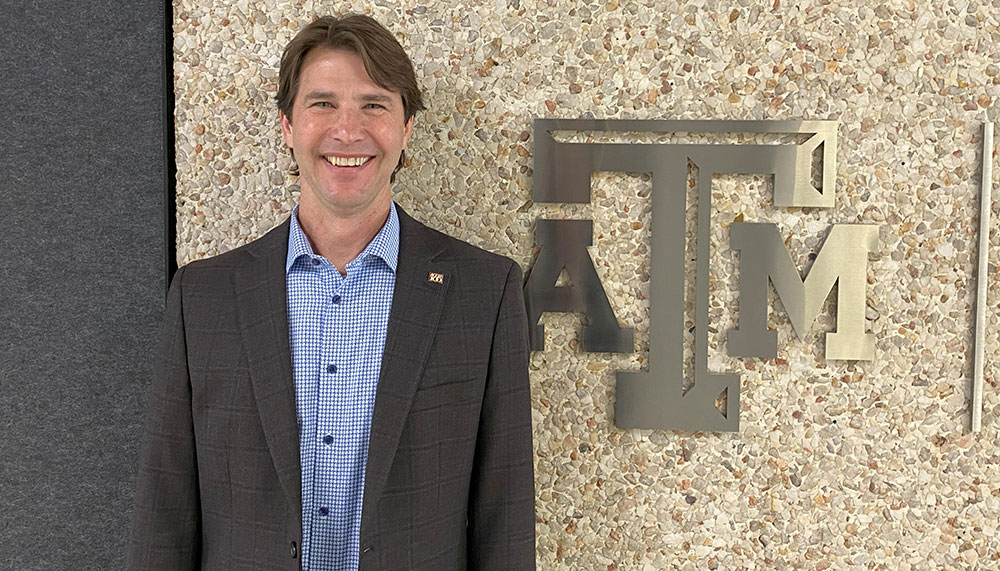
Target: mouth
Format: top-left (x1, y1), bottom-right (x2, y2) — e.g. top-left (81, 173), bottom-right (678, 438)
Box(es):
top-left (324, 155), bottom-right (373, 168)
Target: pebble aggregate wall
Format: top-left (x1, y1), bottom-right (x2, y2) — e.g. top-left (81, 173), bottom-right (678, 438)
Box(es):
top-left (174, 1), bottom-right (1000, 568)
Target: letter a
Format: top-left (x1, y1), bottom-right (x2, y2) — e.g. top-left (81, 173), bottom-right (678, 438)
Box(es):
top-left (524, 219), bottom-right (633, 353)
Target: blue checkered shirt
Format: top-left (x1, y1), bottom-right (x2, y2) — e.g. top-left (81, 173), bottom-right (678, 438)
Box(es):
top-left (286, 203), bottom-right (399, 571)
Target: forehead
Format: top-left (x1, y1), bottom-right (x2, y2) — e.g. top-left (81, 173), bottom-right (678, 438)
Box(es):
top-left (296, 47), bottom-right (399, 98)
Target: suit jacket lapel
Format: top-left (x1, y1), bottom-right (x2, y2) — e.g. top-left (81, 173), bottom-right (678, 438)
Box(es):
top-left (361, 208), bottom-right (449, 540)
top-left (232, 219), bottom-right (302, 514)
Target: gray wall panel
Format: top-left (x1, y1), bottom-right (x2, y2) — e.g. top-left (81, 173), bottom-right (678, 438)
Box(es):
top-left (0, 2), bottom-right (167, 569)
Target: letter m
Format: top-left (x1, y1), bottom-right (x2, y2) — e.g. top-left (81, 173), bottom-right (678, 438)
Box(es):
top-left (728, 223), bottom-right (878, 361)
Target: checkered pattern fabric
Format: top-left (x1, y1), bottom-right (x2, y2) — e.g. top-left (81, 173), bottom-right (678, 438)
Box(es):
top-left (286, 204), bottom-right (399, 571)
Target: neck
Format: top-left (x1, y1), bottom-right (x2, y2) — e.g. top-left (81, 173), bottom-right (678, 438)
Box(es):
top-left (297, 197), bottom-right (391, 275)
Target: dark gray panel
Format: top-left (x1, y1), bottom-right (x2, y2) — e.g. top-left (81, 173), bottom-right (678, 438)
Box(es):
top-left (0, 2), bottom-right (167, 569)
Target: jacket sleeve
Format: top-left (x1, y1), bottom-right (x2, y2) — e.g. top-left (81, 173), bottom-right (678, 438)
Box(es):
top-left (467, 261), bottom-right (536, 570)
top-left (126, 265), bottom-right (201, 570)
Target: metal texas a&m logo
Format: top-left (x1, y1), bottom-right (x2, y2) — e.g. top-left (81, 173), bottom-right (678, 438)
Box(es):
top-left (523, 120), bottom-right (878, 432)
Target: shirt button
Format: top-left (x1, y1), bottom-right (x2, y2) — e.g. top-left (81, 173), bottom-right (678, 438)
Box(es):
top-left (311, 258), bottom-right (320, 266)
top-left (318, 507), bottom-right (329, 517)
top-left (323, 435), bottom-right (333, 445)
top-left (327, 364), bottom-right (337, 374)
top-left (332, 294), bottom-right (342, 304)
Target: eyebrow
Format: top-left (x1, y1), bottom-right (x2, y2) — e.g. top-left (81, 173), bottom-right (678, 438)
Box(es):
top-left (302, 91), bottom-right (337, 103)
top-left (359, 94), bottom-right (394, 105)
top-left (301, 91), bottom-right (395, 105)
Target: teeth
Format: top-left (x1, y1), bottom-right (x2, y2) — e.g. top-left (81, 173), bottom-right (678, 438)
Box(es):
top-left (326, 156), bottom-right (370, 167)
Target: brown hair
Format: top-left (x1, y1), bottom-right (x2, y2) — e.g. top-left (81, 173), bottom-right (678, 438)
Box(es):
top-left (276, 15), bottom-right (425, 178)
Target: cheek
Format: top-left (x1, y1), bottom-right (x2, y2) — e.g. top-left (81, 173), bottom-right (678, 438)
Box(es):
top-left (379, 129), bottom-right (406, 153)
top-left (289, 117), bottom-right (323, 146)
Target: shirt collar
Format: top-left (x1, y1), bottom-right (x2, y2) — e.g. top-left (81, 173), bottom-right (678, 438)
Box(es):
top-left (286, 202), bottom-right (400, 274)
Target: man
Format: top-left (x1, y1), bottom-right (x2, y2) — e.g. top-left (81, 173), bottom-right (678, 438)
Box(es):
top-left (127, 14), bottom-right (535, 571)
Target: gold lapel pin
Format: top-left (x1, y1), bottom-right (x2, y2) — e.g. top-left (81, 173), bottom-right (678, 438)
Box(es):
top-left (428, 272), bottom-right (444, 284)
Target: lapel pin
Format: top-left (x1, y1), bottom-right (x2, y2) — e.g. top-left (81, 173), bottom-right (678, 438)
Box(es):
top-left (428, 272), bottom-right (444, 284)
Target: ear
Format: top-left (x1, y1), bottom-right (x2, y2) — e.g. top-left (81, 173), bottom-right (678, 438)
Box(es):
top-left (401, 115), bottom-right (413, 149)
top-left (280, 111), bottom-right (294, 149)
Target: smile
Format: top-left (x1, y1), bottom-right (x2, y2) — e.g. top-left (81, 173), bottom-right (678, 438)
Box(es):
top-left (325, 155), bottom-right (372, 167)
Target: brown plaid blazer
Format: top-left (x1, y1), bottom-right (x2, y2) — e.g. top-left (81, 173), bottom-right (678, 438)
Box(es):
top-left (127, 208), bottom-right (535, 570)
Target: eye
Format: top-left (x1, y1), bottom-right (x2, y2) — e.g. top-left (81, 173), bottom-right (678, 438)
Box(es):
top-left (313, 101), bottom-right (333, 108)
top-left (364, 103), bottom-right (387, 110)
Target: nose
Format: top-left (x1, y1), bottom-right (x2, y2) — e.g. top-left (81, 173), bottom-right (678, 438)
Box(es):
top-left (328, 107), bottom-right (365, 144)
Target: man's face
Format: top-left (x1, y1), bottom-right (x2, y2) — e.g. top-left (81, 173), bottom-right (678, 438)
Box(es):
top-left (281, 47), bottom-right (412, 219)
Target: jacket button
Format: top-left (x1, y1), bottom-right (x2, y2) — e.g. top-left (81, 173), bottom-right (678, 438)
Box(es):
top-left (290, 541), bottom-right (298, 559)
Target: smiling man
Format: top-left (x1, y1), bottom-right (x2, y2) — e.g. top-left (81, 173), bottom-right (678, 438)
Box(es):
top-left (127, 15), bottom-right (535, 571)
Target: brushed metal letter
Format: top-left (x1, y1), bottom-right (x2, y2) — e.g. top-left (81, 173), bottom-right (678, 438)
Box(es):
top-left (524, 219), bottom-right (634, 353)
top-left (728, 223), bottom-right (878, 360)
top-left (616, 153), bottom-right (740, 432)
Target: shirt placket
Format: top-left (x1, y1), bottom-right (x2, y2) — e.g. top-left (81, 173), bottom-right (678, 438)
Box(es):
top-left (296, 261), bottom-right (325, 570)
top-left (338, 263), bottom-right (367, 567)
top-left (312, 262), bottom-right (348, 567)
